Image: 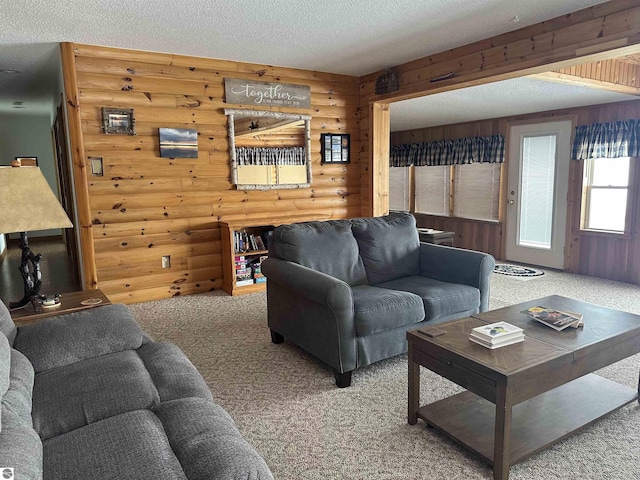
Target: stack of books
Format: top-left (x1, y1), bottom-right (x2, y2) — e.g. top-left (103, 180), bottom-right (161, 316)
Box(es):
top-left (525, 306), bottom-right (583, 331)
top-left (235, 255), bottom-right (253, 286)
top-left (234, 231), bottom-right (266, 253)
top-left (250, 256), bottom-right (268, 284)
top-left (469, 321), bottom-right (525, 349)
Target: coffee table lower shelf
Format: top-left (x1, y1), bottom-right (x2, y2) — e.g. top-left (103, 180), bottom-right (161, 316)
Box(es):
top-left (417, 374), bottom-right (638, 466)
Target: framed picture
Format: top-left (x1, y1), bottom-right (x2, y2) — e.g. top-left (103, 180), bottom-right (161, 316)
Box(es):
top-left (321, 134), bottom-right (350, 164)
top-left (159, 128), bottom-right (198, 158)
top-left (14, 156), bottom-right (38, 166)
top-left (102, 107), bottom-right (135, 135)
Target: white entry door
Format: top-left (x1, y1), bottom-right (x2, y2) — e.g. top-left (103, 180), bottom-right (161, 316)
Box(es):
top-left (505, 120), bottom-right (572, 269)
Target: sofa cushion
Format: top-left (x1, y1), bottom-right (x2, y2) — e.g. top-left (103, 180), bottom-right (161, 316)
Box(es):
top-left (2, 348), bottom-right (34, 427)
top-left (0, 301), bottom-right (16, 347)
top-left (272, 220), bottom-right (367, 286)
top-left (351, 213), bottom-right (420, 285)
top-left (33, 350), bottom-right (160, 440)
top-left (154, 398), bottom-right (274, 480)
top-left (43, 409), bottom-right (187, 480)
top-left (0, 341), bottom-right (39, 478)
top-left (351, 285), bottom-right (424, 336)
top-left (0, 408), bottom-right (43, 480)
top-left (0, 334), bottom-right (9, 399)
top-left (137, 342), bottom-right (213, 402)
top-left (14, 304), bottom-right (144, 373)
top-left (376, 275), bottom-right (480, 321)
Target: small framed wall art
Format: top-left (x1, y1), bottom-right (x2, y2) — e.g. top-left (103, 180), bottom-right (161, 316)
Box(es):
top-left (320, 133), bottom-right (350, 164)
top-left (102, 107), bottom-right (135, 135)
top-left (159, 128), bottom-right (198, 158)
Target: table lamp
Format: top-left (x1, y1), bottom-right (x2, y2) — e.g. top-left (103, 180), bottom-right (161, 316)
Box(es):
top-left (0, 165), bottom-right (73, 310)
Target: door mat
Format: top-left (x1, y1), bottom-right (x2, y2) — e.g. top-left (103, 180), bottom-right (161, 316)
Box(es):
top-left (494, 263), bottom-right (544, 277)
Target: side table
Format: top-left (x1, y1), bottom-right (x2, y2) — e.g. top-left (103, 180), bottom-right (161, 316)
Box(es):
top-left (418, 229), bottom-right (455, 247)
top-left (7, 289), bottom-right (111, 325)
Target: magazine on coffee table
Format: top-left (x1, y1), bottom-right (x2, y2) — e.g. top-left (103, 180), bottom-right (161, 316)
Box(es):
top-left (525, 306), bottom-right (583, 331)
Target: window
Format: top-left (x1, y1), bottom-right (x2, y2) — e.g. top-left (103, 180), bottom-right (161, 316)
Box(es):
top-left (415, 165), bottom-right (450, 216)
top-left (582, 157), bottom-right (631, 233)
top-left (389, 166), bottom-right (410, 212)
top-left (389, 134), bottom-right (504, 222)
top-left (412, 164), bottom-right (500, 221)
top-left (453, 163), bottom-right (501, 222)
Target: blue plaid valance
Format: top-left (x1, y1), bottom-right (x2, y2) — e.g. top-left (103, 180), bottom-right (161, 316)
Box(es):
top-left (572, 120), bottom-right (640, 160)
top-left (236, 146), bottom-right (306, 166)
top-left (390, 135), bottom-right (505, 167)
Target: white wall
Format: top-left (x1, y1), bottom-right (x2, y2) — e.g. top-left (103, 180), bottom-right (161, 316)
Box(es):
top-left (0, 113), bottom-right (62, 237)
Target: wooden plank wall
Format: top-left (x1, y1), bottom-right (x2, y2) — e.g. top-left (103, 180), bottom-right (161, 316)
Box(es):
top-left (390, 99), bottom-right (640, 285)
top-left (68, 44), bottom-right (362, 304)
top-left (566, 100), bottom-right (640, 284)
top-left (359, 0), bottom-right (640, 217)
top-left (554, 58), bottom-right (640, 88)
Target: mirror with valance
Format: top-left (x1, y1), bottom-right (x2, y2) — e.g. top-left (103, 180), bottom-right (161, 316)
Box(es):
top-left (224, 108), bottom-right (312, 190)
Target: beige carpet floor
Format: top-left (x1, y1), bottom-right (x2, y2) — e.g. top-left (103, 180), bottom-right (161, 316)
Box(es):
top-left (129, 268), bottom-right (640, 480)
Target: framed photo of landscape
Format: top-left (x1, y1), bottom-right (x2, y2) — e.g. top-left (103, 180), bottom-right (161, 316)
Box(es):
top-left (159, 128), bottom-right (198, 158)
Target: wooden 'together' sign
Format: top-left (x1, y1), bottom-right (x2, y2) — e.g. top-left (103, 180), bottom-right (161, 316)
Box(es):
top-left (224, 78), bottom-right (310, 109)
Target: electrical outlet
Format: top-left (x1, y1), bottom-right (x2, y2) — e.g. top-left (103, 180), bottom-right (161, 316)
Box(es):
top-left (162, 255), bottom-right (171, 268)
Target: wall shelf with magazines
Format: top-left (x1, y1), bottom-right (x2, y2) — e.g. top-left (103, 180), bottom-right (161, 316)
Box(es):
top-left (220, 222), bottom-right (274, 295)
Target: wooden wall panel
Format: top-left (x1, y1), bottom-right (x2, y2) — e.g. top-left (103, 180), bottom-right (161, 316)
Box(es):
top-left (68, 44), bottom-right (362, 303)
top-left (392, 99), bottom-right (640, 285)
top-left (553, 58), bottom-right (639, 88)
top-left (359, 0), bottom-right (640, 232)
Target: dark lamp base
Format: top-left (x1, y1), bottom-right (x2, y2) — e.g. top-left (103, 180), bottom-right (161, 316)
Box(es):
top-left (8, 232), bottom-right (43, 311)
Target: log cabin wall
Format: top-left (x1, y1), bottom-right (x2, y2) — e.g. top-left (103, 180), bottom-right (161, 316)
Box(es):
top-left (63, 43), bottom-right (362, 304)
top-left (390, 99), bottom-right (640, 285)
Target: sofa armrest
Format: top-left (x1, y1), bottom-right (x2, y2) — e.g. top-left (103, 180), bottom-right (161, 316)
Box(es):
top-left (13, 304), bottom-right (144, 373)
top-left (419, 243), bottom-right (495, 312)
top-left (262, 257), bottom-right (353, 310)
top-left (262, 257), bottom-right (357, 374)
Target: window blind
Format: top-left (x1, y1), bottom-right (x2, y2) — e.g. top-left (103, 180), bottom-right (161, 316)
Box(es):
top-left (453, 163), bottom-right (501, 221)
top-left (389, 166), bottom-right (410, 212)
top-left (415, 165), bottom-right (450, 216)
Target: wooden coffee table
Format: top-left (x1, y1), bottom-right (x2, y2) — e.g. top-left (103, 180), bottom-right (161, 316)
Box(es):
top-left (407, 295), bottom-right (640, 480)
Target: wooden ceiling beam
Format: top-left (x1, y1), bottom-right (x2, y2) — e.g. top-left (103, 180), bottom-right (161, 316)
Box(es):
top-left (531, 72), bottom-right (640, 96)
top-left (360, 0), bottom-right (640, 103)
top-left (532, 58), bottom-right (640, 96)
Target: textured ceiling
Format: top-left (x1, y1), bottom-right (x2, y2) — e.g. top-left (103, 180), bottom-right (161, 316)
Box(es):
top-left (0, 0), bottom-right (635, 124)
top-left (390, 77), bottom-right (639, 132)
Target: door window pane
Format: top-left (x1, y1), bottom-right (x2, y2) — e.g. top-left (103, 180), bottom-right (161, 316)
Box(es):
top-left (519, 135), bottom-right (556, 249)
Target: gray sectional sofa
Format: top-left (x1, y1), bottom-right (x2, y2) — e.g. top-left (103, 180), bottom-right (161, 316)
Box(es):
top-left (263, 212), bottom-right (495, 387)
top-left (0, 301), bottom-right (273, 480)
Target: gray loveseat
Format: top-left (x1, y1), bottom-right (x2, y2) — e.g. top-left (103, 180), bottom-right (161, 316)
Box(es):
top-left (262, 213), bottom-right (495, 387)
top-left (0, 301), bottom-right (273, 480)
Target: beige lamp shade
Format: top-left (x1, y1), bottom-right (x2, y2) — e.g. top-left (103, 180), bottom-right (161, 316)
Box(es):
top-left (0, 166), bottom-right (73, 234)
